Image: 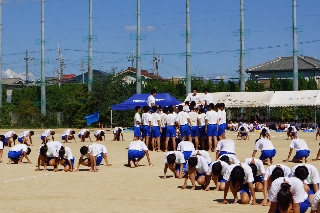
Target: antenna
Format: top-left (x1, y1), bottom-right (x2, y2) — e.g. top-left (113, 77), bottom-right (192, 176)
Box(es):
top-left (22, 49), bottom-right (34, 83)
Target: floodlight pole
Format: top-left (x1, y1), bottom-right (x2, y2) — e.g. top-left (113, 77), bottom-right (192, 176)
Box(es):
top-left (0, 0), bottom-right (2, 108)
top-left (239, 0), bottom-right (245, 92)
top-left (292, 0), bottom-right (298, 91)
top-left (136, 0), bottom-right (141, 94)
top-left (186, 0), bottom-right (191, 95)
top-left (88, 0), bottom-right (93, 91)
top-left (41, 0), bottom-right (46, 115)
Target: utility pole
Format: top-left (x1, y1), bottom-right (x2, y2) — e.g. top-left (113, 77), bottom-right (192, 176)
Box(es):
top-left (136, 0), bottom-right (141, 94)
top-left (23, 49), bottom-right (34, 83)
top-left (185, 0), bottom-right (191, 95)
top-left (0, 0), bottom-right (2, 108)
top-left (81, 59), bottom-right (85, 84)
top-left (88, 0), bottom-right (93, 91)
top-left (239, 0), bottom-right (245, 92)
top-left (292, 0), bottom-right (298, 91)
top-left (152, 47), bottom-right (161, 76)
top-left (56, 42), bottom-right (66, 87)
top-left (127, 49), bottom-right (134, 69)
top-left (40, 0), bottom-right (46, 115)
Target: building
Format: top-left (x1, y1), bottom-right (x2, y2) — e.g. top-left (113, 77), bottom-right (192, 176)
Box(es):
top-left (246, 55), bottom-right (320, 88)
top-left (114, 67), bottom-right (163, 84)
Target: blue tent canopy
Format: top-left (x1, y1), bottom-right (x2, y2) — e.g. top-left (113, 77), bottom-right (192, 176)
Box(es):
top-left (111, 93), bottom-right (181, 110)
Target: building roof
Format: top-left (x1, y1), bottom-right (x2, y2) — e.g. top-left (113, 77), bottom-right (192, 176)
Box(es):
top-left (246, 56), bottom-right (320, 72)
top-left (114, 67), bottom-right (163, 80)
top-left (2, 78), bottom-right (24, 85)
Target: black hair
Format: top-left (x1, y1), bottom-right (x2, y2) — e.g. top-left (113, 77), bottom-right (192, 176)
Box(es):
top-left (85, 131), bottom-right (90, 136)
top-left (271, 167), bottom-right (284, 181)
top-left (80, 146), bottom-right (89, 155)
top-left (168, 105), bottom-right (174, 113)
top-left (192, 88), bottom-right (197, 92)
top-left (135, 106), bottom-right (141, 112)
top-left (0, 135), bottom-right (4, 141)
top-left (71, 130), bottom-right (75, 135)
top-left (100, 131), bottom-right (105, 136)
top-left (152, 106), bottom-right (158, 112)
top-left (189, 105), bottom-right (195, 111)
top-left (59, 147), bottom-right (65, 158)
top-left (240, 127), bottom-right (244, 131)
top-left (219, 155), bottom-right (230, 164)
top-left (190, 101), bottom-right (196, 107)
top-left (30, 131), bottom-right (34, 135)
top-left (249, 163), bottom-right (258, 177)
top-left (261, 128), bottom-right (267, 134)
top-left (221, 103), bottom-right (225, 108)
top-left (13, 134), bottom-right (17, 140)
top-left (208, 103), bottom-right (215, 110)
top-left (203, 88), bottom-right (209, 93)
top-left (158, 106), bottom-right (163, 110)
top-left (212, 162), bottom-right (222, 176)
top-left (216, 103), bottom-right (221, 108)
top-left (288, 127), bottom-right (292, 132)
top-left (277, 183), bottom-right (292, 212)
top-left (26, 147), bottom-right (31, 155)
top-left (142, 106), bottom-right (148, 112)
top-left (178, 105), bottom-right (183, 111)
top-left (199, 108), bottom-right (205, 113)
top-left (51, 130), bottom-right (55, 135)
top-left (255, 138), bottom-right (260, 143)
top-left (167, 154), bottom-right (176, 164)
top-left (185, 101), bottom-right (189, 105)
top-left (230, 166), bottom-right (245, 188)
top-left (151, 89), bottom-right (157, 95)
top-left (40, 145), bottom-right (48, 156)
top-left (188, 157), bottom-right (198, 168)
top-left (163, 107), bottom-right (168, 114)
top-left (294, 166), bottom-right (309, 181)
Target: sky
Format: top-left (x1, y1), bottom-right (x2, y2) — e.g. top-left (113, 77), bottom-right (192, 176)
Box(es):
top-left (1, 0), bottom-right (320, 81)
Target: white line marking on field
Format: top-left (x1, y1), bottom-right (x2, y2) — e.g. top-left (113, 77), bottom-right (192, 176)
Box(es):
top-left (2, 173), bottom-right (57, 183)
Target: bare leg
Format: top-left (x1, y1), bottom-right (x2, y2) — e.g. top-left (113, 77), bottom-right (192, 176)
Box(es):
top-left (156, 137), bottom-right (161, 152)
top-left (188, 168), bottom-right (196, 190)
top-left (188, 135), bottom-right (192, 142)
top-left (0, 149), bottom-right (2, 163)
top-left (145, 136), bottom-right (150, 149)
top-left (172, 137), bottom-right (176, 151)
top-left (164, 137), bottom-right (169, 152)
top-left (194, 136), bottom-right (199, 150)
top-left (207, 136), bottom-right (212, 152)
top-left (213, 136), bottom-right (218, 152)
top-left (200, 137), bottom-right (205, 150)
top-left (151, 138), bottom-right (155, 151)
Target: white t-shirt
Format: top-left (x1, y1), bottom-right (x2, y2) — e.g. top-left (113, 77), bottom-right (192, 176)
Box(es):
top-left (62, 129), bottom-right (72, 137)
top-left (113, 127), bottom-right (122, 134)
top-left (142, 113), bottom-right (152, 126)
top-left (151, 113), bottom-right (161, 127)
top-left (311, 190), bottom-right (320, 210)
top-left (205, 110), bottom-right (219, 124)
top-left (18, 131), bottom-right (30, 138)
top-left (147, 95), bottom-right (156, 107)
top-left (190, 94), bottom-right (201, 104)
top-left (94, 130), bottom-right (104, 137)
top-left (134, 113), bottom-right (141, 127)
top-left (217, 110), bottom-right (223, 125)
top-left (128, 140), bottom-right (148, 151)
top-left (176, 111), bottom-right (190, 126)
top-left (0, 141), bottom-right (3, 150)
top-left (80, 144), bottom-right (100, 158)
top-left (177, 141), bottom-right (195, 152)
top-left (191, 150), bottom-right (212, 164)
top-left (216, 139), bottom-right (236, 153)
top-left (160, 113), bottom-right (167, 128)
top-left (189, 112), bottom-right (198, 127)
top-left (41, 129), bottom-right (52, 137)
top-left (261, 127), bottom-right (270, 134)
top-left (254, 138), bottom-right (275, 151)
top-left (238, 126), bottom-right (248, 133)
top-left (47, 141), bottom-right (62, 151)
top-left (63, 147), bottom-right (74, 160)
top-left (45, 141), bottom-right (62, 157)
top-left (291, 164), bottom-right (320, 184)
top-left (289, 139), bottom-right (309, 151)
top-left (163, 151), bottom-right (185, 164)
top-left (288, 126), bottom-right (297, 133)
top-left (244, 158), bottom-right (265, 176)
top-left (223, 163), bottom-right (254, 184)
top-left (211, 160), bottom-right (229, 176)
top-left (264, 164), bottom-right (292, 181)
top-left (268, 177), bottom-right (308, 203)
top-left (222, 110), bottom-right (226, 123)
top-left (203, 93), bottom-right (213, 105)
top-left (10, 144), bottom-right (28, 152)
top-left (197, 114), bottom-right (206, 126)
top-left (186, 156), bottom-right (209, 175)
top-left (165, 114), bottom-right (178, 126)
top-left (5, 131), bottom-right (15, 138)
top-left (218, 154), bottom-right (240, 165)
top-left (79, 129), bottom-right (89, 136)
top-left (92, 143), bottom-right (107, 154)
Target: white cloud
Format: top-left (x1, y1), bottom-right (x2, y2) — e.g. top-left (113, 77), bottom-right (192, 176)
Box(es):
top-left (2, 68), bottom-right (34, 80)
top-left (146, 25), bottom-right (156, 31)
top-left (124, 25), bottom-right (156, 31)
top-left (124, 25), bottom-right (136, 31)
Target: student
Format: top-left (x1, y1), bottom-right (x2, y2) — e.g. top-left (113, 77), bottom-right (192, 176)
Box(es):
top-left (191, 150), bottom-right (212, 164)
top-left (205, 103), bottom-right (219, 152)
top-left (210, 155), bottom-right (230, 191)
top-left (164, 105), bottom-right (178, 151)
top-left (283, 138), bottom-right (310, 163)
top-left (311, 190), bottom-right (320, 213)
top-left (189, 88), bottom-right (201, 105)
top-left (94, 143), bottom-right (111, 166)
top-left (197, 108), bottom-right (207, 150)
top-left (134, 106), bottom-right (142, 140)
top-left (18, 131), bottom-right (34, 146)
top-left (58, 146), bottom-right (75, 172)
top-left (7, 144), bottom-right (32, 164)
top-left (161, 151), bottom-right (186, 179)
top-left (217, 103), bottom-right (224, 140)
top-left (220, 163), bottom-right (257, 205)
top-left (181, 156), bottom-right (211, 190)
top-left (176, 105), bottom-right (191, 141)
top-left (112, 127), bottom-right (124, 141)
top-left (252, 138), bottom-right (276, 166)
top-left (189, 105), bottom-right (199, 149)
top-left (292, 164), bottom-right (320, 205)
top-left (141, 106), bottom-right (152, 148)
top-left (267, 177), bottom-right (309, 213)
top-left (216, 139), bottom-right (236, 160)
top-left (3, 131), bottom-right (17, 147)
top-left (151, 106), bottom-right (162, 151)
top-left (221, 103), bottom-right (227, 139)
top-left (0, 135), bottom-right (3, 163)
top-left (244, 158), bottom-right (265, 192)
top-left (78, 129), bottom-right (92, 142)
top-left (237, 126), bottom-right (249, 140)
top-left (76, 144), bottom-right (102, 172)
top-left (94, 129), bottom-right (106, 142)
top-left (203, 88), bottom-right (213, 110)
top-left (40, 129), bottom-right (55, 144)
top-left (61, 129), bottom-right (76, 143)
top-left (177, 140), bottom-right (195, 161)
top-left (218, 154), bottom-right (240, 165)
top-left (287, 126), bottom-right (298, 140)
top-left (127, 139), bottom-right (153, 168)
top-left (35, 141), bottom-right (62, 172)
top-left (260, 126), bottom-right (271, 139)
top-left (147, 89), bottom-right (157, 107)
top-left (316, 127), bottom-right (320, 140)
top-left (159, 106), bottom-right (168, 150)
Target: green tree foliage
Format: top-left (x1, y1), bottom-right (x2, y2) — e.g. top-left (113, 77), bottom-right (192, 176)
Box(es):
top-left (0, 103), bottom-right (13, 127)
top-left (298, 77), bottom-right (309, 90)
top-left (308, 77), bottom-right (318, 90)
top-left (246, 79), bottom-right (265, 92)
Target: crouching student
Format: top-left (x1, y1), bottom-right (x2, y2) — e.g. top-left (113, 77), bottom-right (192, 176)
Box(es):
top-left (260, 126), bottom-right (271, 139)
top-left (177, 140), bottom-right (195, 161)
top-left (252, 138), bottom-right (276, 166)
top-left (161, 151), bottom-right (186, 179)
top-left (283, 138), bottom-right (310, 163)
top-left (128, 140), bottom-right (153, 168)
top-left (62, 129), bottom-right (76, 143)
top-left (181, 155), bottom-right (211, 190)
top-left (220, 163), bottom-right (257, 205)
top-left (94, 143), bottom-right (111, 166)
top-left (7, 144), bottom-right (32, 164)
top-left (292, 164), bottom-right (320, 206)
top-left (311, 190), bottom-right (320, 213)
top-left (18, 131), bottom-right (34, 146)
top-left (216, 139), bottom-right (236, 160)
top-left (76, 144), bottom-right (102, 172)
top-left (4, 131), bottom-right (17, 147)
top-left (237, 126), bottom-right (249, 140)
top-left (211, 155), bottom-right (230, 191)
top-left (57, 146), bottom-right (75, 172)
top-left (35, 141), bottom-right (62, 172)
top-left (94, 130), bottom-right (106, 142)
top-left (218, 153), bottom-right (240, 165)
top-left (244, 158), bottom-right (265, 192)
top-left (40, 129), bottom-right (55, 144)
top-left (78, 129), bottom-right (92, 142)
top-left (268, 177), bottom-right (309, 213)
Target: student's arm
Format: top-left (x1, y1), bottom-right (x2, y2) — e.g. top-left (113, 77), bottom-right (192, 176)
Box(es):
top-left (205, 119), bottom-right (208, 132)
top-left (179, 163), bottom-right (183, 179)
top-left (29, 135), bottom-right (33, 145)
top-left (248, 182), bottom-right (257, 204)
top-left (65, 135), bottom-right (68, 143)
top-left (313, 183), bottom-right (319, 193)
top-left (76, 157), bottom-right (83, 171)
top-left (161, 163), bottom-right (169, 179)
top-left (121, 133), bottom-right (124, 141)
top-left (252, 150), bottom-right (257, 158)
top-left (52, 135), bottom-right (54, 141)
top-left (220, 181), bottom-right (230, 204)
top-left (103, 135), bottom-right (106, 142)
top-left (145, 150), bottom-right (153, 166)
top-left (181, 171), bottom-right (189, 189)
top-left (283, 148), bottom-right (293, 162)
top-left (216, 151), bottom-right (219, 160)
top-left (89, 153), bottom-right (96, 172)
top-left (22, 136), bottom-right (27, 144)
top-left (22, 152), bottom-right (32, 164)
top-left (89, 135), bottom-right (92, 142)
top-left (268, 202), bottom-right (277, 213)
top-left (43, 156), bottom-right (48, 171)
top-left (35, 156), bottom-right (41, 171)
top-left (261, 179), bottom-right (268, 205)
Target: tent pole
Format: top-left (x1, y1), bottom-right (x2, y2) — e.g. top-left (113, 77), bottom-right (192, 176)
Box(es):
top-left (111, 110), bottom-right (113, 129)
top-left (315, 107), bottom-right (317, 127)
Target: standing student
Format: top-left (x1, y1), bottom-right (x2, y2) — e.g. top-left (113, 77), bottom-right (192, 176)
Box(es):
top-left (283, 138), bottom-right (310, 163)
top-left (205, 103), bottom-right (219, 152)
top-left (189, 105), bottom-right (199, 149)
top-left (244, 158), bottom-right (265, 192)
top-left (217, 103), bottom-right (224, 140)
top-left (203, 88), bottom-right (213, 110)
top-left (252, 138), bottom-right (276, 166)
top-left (151, 106), bottom-right (162, 151)
top-left (159, 106), bottom-right (168, 150)
top-left (18, 131), bottom-right (34, 146)
top-left (61, 129), bottom-right (76, 143)
top-left (112, 127), bottom-right (124, 141)
top-left (58, 146), bottom-right (75, 172)
top-left (216, 139), bottom-right (236, 160)
top-left (127, 139), bottom-right (153, 168)
top-left (176, 105), bottom-right (191, 141)
top-left (3, 131), bottom-right (17, 147)
top-left (220, 103), bottom-right (227, 139)
top-left (267, 177), bottom-right (309, 213)
top-left (7, 144), bottom-right (32, 164)
top-left (0, 135), bottom-right (3, 163)
top-left (161, 151), bottom-right (186, 179)
top-left (78, 129), bottom-right (92, 142)
top-left (147, 89), bottom-right (157, 107)
top-left (316, 127), bottom-right (320, 140)
top-left (134, 106), bottom-right (142, 140)
top-left (190, 88), bottom-right (201, 105)
top-left (177, 140), bottom-right (195, 161)
top-left (287, 126), bottom-right (298, 140)
top-left (197, 108), bottom-right (207, 150)
top-left (76, 144), bottom-right (101, 172)
top-left (164, 106), bottom-right (178, 151)
top-left (40, 129), bottom-right (55, 144)
top-left (94, 129), bottom-right (106, 142)
top-left (141, 106), bottom-right (152, 148)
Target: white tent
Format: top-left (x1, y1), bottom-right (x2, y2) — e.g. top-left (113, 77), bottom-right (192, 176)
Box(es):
top-left (269, 90), bottom-right (320, 107)
top-left (223, 91), bottom-right (274, 108)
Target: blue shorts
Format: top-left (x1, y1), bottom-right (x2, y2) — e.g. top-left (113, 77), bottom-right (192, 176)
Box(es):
top-left (62, 136), bottom-right (66, 140)
top-left (293, 150), bottom-right (310, 159)
top-left (8, 150), bottom-right (23, 160)
top-left (96, 152), bottom-right (103, 166)
top-left (240, 183), bottom-right (251, 195)
top-left (134, 126), bottom-right (141, 138)
top-left (151, 126), bottom-right (161, 138)
top-left (166, 126), bottom-right (176, 138)
top-left (218, 151), bottom-right (235, 157)
top-left (18, 137), bottom-right (24, 143)
top-left (180, 124), bottom-right (191, 137)
top-left (64, 158), bottom-right (75, 166)
top-left (218, 124), bottom-right (224, 136)
top-left (161, 127), bottom-right (167, 138)
top-left (275, 198), bottom-right (309, 213)
top-left (260, 149), bottom-right (276, 160)
top-left (128, 150), bottom-right (145, 162)
top-left (191, 126), bottom-right (199, 137)
top-left (142, 125), bottom-right (151, 137)
top-left (207, 124), bottom-right (218, 137)
top-left (195, 171), bottom-right (206, 181)
top-left (182, 151), bottom-right (192, 161)
top-left (78, 134), bottom-right (82, 138)
top-left (218, 175), bottom-right (227, 183)
top-left (241, 133), bottom-right (248, 137)
top-left (199, 126), bottom-right (206, 138)
top-left (175, 163), bottom-right (187, 173)
top-left (40, 135), bottom-right (46, 141)
top-left (254, 174), bottom-right (264, 184)
top-left (3, 138), bottom-right (8, 145)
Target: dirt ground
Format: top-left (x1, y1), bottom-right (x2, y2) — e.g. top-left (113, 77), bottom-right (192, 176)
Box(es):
top-left (0, 129), bottom-right (319, 213)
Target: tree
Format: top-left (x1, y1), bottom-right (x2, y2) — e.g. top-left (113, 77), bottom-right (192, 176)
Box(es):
top-left (246, 79), bottom-right (265, 92)
top-left (308, 77), bottom-right (318, 90)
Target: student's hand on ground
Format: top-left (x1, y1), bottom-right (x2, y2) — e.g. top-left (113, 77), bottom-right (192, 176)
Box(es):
top-left (161, 176), bottom-right (166, 179)
top-left (181, 184), bottom-right (187, 190)
top-left (312, 159), bottom-right (318, 161)
top-left (53, 168), bottom-right (58, 172)
top-left (283, 159), bottom-right (289, 163)
top-left (105, 164), bottom-right (112, 166)
top-left (260, 199), bottom-right (269, 206)
top-left (250, 200), bottom-right (257, 205)
top-left (149, 163), bottom-right (154, 166)
top-left (28, 161), bottom-right (32, 164)
top-left (35, 167), bottom-right (40, 171)
top-left (219, 200), bottom-right (229, 204)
